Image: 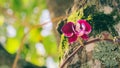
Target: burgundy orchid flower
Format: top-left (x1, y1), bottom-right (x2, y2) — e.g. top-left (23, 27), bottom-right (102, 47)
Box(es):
top-left (61, 20), bottom-right (92, 43)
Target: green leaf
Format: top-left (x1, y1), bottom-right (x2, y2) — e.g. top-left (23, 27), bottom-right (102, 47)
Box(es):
top-left (31, 55), bottom-right (45, 66)
top-left (0, 15), bottom-right (4, 26)
top-left (39, 0), bottom-right (47, 10)
top-left (11, 0), bottom-right (22, 12)
top-left (16, 26), bottom-right (24, 39)
top-left (26, 43), bottom-right (45, 66)
top-left (43, 35), bottom-right (57, 56)
top-left (28, 29), bottom-right (43, 43)
top-left (0, 0), bottom-right (7, 7)
top-left (5, 38), bottom-right (20, 54)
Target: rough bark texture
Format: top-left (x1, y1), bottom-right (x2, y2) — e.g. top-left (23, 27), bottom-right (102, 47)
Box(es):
top-left (62, 0), bottom-right (120, 68)
top-left (47, 0), bottom-right (120, 68)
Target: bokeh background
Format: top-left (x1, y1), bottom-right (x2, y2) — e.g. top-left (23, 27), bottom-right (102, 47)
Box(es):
top-left (0, 0), bottom-right (58, 68)
top-left (1, 0), bottom-right (120, 68)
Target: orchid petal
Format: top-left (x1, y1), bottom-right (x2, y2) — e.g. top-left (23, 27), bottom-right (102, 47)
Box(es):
top-left (78, 30), bottom-right (85, 36)
top-left (81, 34), bottom-right (89, 40)
top-left (75, 23), bottom-right (85, 36)
top-left (64, 33), bottom-right (73, 37)
top-left (74, 29), bottom-right (85, 36)
top-left (68, 34), bottom-right (78, 43)
top-left (77, 20), bottom-right (91, 34)
top-left (81, 23), bottom-right (86, 30)
top-left (61, 22), bottom-right (75, 37)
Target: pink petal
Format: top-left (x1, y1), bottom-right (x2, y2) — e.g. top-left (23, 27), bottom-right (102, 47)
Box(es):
top-left (77, 20), bottom-right (91, 34)
top-left (75, 23), bottom-right (85, 36)
top-left (81, 23), bottom-right (86, 30)
top-left (75, 29), bottom-right (85, 36)
top-left (68, 34), bottom-right (78, 43)
top-left (61, 22), bottom-right (75, 37)
top-left (64, 33), bottom-right (73, 37)
top-left (81, 34), bottom-right (89, 40)
top-left (78, 30), bottom-right (85, 36)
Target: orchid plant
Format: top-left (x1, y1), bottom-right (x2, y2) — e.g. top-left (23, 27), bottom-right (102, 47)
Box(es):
top-left (61, 19), bottom-right (92, 43)
top-left (59, 5), bottom-right (120, 68)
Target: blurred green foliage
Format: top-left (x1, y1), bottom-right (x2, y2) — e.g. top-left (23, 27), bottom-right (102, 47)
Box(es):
top-left (5, 38), bottom-right (20, 54)
top-left (0, 0), bottom-right (58, 67)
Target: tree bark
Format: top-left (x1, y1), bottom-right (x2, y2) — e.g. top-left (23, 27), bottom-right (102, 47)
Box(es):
top-left (47, 0), bottom-right (120, 68)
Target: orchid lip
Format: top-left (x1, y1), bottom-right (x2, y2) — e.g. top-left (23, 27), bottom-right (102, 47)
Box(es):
top-left (78, 30), bottom-right (85, 36)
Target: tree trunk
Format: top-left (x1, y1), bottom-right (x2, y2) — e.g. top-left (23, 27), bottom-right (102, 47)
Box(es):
top-left (47, 0), bottom-right (120, 68)
top-left (46, 0), bottom-right (74, 45)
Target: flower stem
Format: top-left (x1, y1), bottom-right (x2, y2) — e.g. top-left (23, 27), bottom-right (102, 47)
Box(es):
top-left (78, 38), bottom-right (84, 46)
top-left (60, 38), bottom-right (84, 68)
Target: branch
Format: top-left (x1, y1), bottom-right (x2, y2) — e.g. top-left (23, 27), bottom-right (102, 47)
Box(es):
top-left (12, 22), bottom-right (51, 68)
top-left (12, 30), bottom-right (30, 68)
top-left (60, 38), bottom-right (113, 68)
